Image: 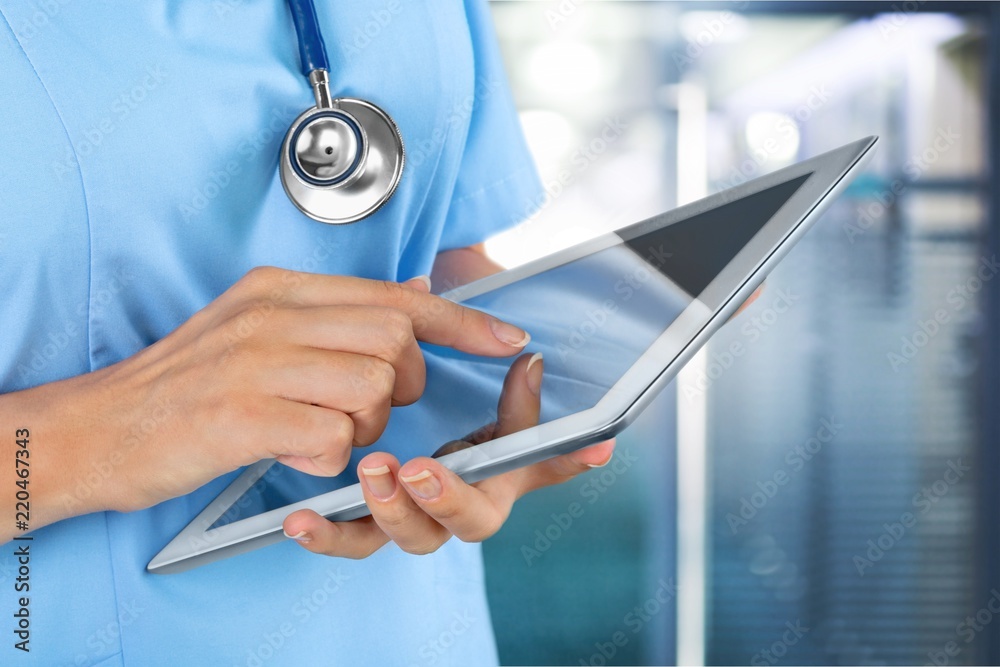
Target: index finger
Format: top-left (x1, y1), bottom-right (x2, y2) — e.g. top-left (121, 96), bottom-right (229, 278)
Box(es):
top-left (268, 270), bottom-right (531, 357)
top-left (404, 284), bottom-right (531, 356)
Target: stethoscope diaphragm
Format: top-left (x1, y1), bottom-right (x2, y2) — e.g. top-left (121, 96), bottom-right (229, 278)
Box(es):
top-left (281, 97), bottom-right (404, 224)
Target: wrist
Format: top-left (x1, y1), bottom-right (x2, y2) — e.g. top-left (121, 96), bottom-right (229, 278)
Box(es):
top-left (1, 373), bottom-right (114, 536)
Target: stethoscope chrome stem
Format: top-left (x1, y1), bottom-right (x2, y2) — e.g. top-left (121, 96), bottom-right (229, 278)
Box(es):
top-left (308, 69), bottom-right (334, 110)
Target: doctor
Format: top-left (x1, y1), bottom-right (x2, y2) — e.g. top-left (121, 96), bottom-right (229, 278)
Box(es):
top-left (0, 1), bottom-right (615, 665)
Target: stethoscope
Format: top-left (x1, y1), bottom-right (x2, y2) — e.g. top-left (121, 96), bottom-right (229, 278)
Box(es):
top-left (280, 0), bottom-right (404, 224)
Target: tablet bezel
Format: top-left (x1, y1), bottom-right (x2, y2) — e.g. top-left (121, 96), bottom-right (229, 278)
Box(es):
top-left (148, 135), bottom-right (878, 573)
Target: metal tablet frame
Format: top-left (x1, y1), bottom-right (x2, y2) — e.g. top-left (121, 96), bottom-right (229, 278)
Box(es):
top-left (148, 135), bottom-right (878, 574)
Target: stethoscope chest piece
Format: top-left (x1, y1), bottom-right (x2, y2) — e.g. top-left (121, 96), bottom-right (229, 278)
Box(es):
top-left (280, 95), bottom-right (404, 224)
top-left (280, 0), bottom-right (404, 224)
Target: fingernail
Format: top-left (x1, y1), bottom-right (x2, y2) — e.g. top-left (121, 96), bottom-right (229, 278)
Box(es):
top-left (400, 469), bottom-right (443, 500)
top-left (407, 275), bottom-right (432, 292)
top-left (283, 529), bottom-right (312, 543)
top-left (490, 318), bottom-right (531, 348)
top-left (587, 454), bottom-right (614, 469)
top-left (526, 352), bottom-right (543, 396)
top-left (362, 464), bottom-right (396, 500)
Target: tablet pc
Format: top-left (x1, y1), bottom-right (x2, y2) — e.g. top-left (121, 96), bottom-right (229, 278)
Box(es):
top-left (149, 135), bottom-right (877, 573)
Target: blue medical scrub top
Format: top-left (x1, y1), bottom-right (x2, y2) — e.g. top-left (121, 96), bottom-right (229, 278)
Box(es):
top-left (0, 1), bottom-right (542, 664)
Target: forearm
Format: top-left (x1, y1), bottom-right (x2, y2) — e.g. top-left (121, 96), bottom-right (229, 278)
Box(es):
top-left (430, 243), bottom-right (504, 292)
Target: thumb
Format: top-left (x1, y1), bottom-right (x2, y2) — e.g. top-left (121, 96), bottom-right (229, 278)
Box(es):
top-left (494, 352), bottom-right (543, 439)
top-left (429, 351), bottom-right (542, 459)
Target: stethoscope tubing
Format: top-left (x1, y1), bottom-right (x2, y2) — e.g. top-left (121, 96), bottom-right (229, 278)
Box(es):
top-left (288, 0), bottom-right (329, 76)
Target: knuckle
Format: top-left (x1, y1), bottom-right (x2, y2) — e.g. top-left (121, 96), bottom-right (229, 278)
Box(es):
top-left (379, 306), bottom-right (411, 331)
top-left (378, 280), bottom-right (412, 308)
top-left (395, 364), bottom-right (426, 406)
top-left (409, 292), bottom-right (444, 333)
top-left (375, 308), bottom-right (414, 357)
top-left (240, 266), bottom-right (282, 292)
top-left (375, 508), bottom-right (410, 532)
top-left (212, 398), bottom-right (266, 462)
top-left (314, 441), bottom-right (352, 476)
top-left (235, 267), bottom-right (304, 307)
top-left (428, 502), bottom-right (463, 523)
top-left (330, 412), bottom-right (355, 447)
top-left (325, 415), bottom-right (355, 458)
top-left (298, 411), bottom-right (354, 469)
top-left (361, 358), bottom-right (395, 399)
top-left (460, 514), bottom-right (504, 543)
top-left (447, 305), bottom-right (472, 347)
top-left (223, 300), bottom-right (280, 343)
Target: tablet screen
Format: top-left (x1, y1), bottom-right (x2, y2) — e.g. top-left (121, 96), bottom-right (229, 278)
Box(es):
top-left (210, 172), bottom-right (811, 528)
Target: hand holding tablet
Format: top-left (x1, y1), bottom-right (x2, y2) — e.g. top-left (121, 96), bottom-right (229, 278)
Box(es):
top-left (150, 136), bottom-right (878, 573)
top-left (280, 350), bottom-right (601, 558)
